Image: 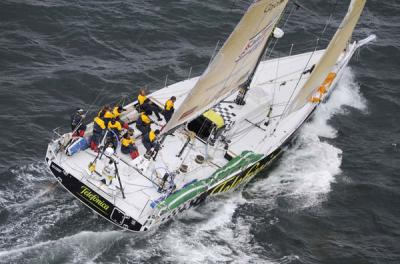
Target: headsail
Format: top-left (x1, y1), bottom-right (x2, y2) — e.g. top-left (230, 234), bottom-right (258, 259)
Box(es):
top-left (286, 0), bottom-right (366, 114)
top-left (163, 0), bottom-right (289, 133)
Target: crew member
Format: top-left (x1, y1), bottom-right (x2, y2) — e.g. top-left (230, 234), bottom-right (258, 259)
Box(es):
top-left (70, 108), bottom-right (87, 136)
top-left (136, 110), bottom-right (153, 135)
top-left (91, 115), bottom-right (106, 151)
top-left (112, 105), bottom-right (129, 129)
top-left (108, 118), bottom-right (122, 136)
top-left (101, 159), bottom-right (116, 187)
top-left (121, 130), bottom-right (139, 159)
top-left (142, 129), bottom-right (160, 154)
top-left (98, 105), bottom-right (114, 127)
top-left (106, 118), bottom-right (122, 149)
top-left (112, 105), bottom-right (125, 119)
top-left (98, 105), bottom-right (108, 118)
top-left (137, 88), bottom-right (162, 121)
top-left (163, 96), bottom-right (176, 122)
top-left (137, 88), bottom-right (147, 108)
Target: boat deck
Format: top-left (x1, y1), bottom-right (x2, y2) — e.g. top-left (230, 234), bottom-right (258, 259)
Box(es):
top-left (48, 49), bottom-right (329, 225)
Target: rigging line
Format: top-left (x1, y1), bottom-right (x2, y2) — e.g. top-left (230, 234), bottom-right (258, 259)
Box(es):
top-left (252, 4), bottom-right (294, 87)
top-left (262, 4), bottom-right (295, 66)
top-left (271, 54), bottom-right (282, 109)
top-left (321, 0), bottom-right (339, 36)
top-left (231, 0), bottom-right (253, 10)
top-left (215, 0), bottom-right (275, 101)
top-left (73, 1), bottom-right (137, 114)
top-left (66, 83), bottom-right (109, 137)
top-left (120, 181), bottom-right (153, 188)
top-left (122, 187), bottom-right (155, 195)
top-left (273, 38), bottom-right (320, 133)
top-left (228, 115), bottom-right (268, 142)
top-left (116, 156), bottom-right (161, 188)
top-left (266, 5), bottom-right (295, 60)
top-left (258, 68), bottom-right (312, 86)
top-left (229, 0), bottom-right (241, 11)
top-left (228, 126), bottom-right (252, 141)
top-left (289, 1), bottom-right (338, 46)
top-left (229, 124), bottom-right (256, 144)
top-left (267, 42), bottom-right (329, 58)
top-left (292, 1), bottom-right (322, 20)
top-left (232, 116), bottom-right (266, 137)
top-left (229, 122), bottom-right (262, 141)
top-left (282, 4), bottom-right (296, 31)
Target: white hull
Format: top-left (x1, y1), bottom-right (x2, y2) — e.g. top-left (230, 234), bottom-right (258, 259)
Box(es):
top-left (45, 36), bottom-right (375, 232)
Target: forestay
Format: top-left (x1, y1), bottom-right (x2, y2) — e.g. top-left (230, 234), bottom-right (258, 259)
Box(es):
top-left (286, 0), bottom-right (366, 114)
top-left (163, 0), bottom-right (289, 133)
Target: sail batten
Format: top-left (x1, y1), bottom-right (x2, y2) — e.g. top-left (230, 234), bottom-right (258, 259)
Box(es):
top-left (162, 0), bottom-right (289, 134)
top-left (286, 0), bottom-right (366, 114)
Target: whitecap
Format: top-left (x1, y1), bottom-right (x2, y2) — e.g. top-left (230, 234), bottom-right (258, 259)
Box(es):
top-left (246, 68), bottom-right (367, 210)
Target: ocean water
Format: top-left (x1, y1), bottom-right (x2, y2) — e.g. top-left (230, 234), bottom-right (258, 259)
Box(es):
top-left (0, 0), bottom-right (399, 263)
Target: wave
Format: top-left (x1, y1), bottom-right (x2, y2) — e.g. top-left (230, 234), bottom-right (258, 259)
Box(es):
top-left (0, 68), bottom-right (367, 264)
top-left (0, 230), bottom-right (124, 263)
top-left (246, 68), bottom-right (366, 211)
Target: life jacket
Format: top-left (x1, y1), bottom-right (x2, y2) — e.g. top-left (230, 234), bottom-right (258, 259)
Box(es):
top-left (98, 109), bottom-right (114, 118)
top-left (94, 117), bottom-right (106, 129)
top-left (121, 137), bottom-right (134, 147)
top-left (140, 113), bottom-right (151, 125)
top-left (108, 121), bottom-right (122, 131)
top-left (112, 107), bottom-right (121, 118)
top-left (138, 94), bottom-right (147, 106)
top-left (103, 111), bottom-right (114, 119)
top-left (149, 130), bottom-right (156, 142)
top-left (164, 99), bottom-right (174, 111)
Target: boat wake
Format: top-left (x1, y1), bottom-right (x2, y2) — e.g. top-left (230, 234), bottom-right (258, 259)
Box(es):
top-left (246, 68), bottom-right (367, 211)
top-left (0, 69), bottom-right (366, 263)
top-left (154, 68), bottom-right (367, 264)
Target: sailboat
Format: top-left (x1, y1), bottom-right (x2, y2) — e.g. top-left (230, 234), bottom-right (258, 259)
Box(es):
top-left (46, 0), bottom-right (375, 232)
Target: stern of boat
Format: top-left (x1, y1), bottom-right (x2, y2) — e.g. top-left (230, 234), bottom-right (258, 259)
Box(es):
top-left (44, 128), bottom-right (152, 232)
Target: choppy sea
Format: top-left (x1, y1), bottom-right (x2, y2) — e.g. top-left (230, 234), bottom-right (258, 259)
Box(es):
top-left (0, 0), bottom-right (399, 263)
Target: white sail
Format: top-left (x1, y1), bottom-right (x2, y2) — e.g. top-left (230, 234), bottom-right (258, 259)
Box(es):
top-left (163, 0), bottom-right (289, 133)
top-left (287, 0), bottom-right (366, 114)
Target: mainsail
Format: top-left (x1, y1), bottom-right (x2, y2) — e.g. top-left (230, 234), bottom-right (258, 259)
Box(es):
top-left (286, 0), bottom-right (366, 114)
top-left (163, 0), bottom-right (289, 133)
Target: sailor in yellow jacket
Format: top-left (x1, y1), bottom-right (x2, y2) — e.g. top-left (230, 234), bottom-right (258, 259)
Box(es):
top-left (108, 118), bottom-right (122, 135)
top-left (142, 129), bottom-right (160, 154)
top-left (91, 115), bottom-right (106, 151)
top-left (107, 118), bottom-right (123, 149)
top-left (121, 130), bottom-right (139, 159)
top-left (137, 88), bottom-right (162, 121)
top-left (162, 96), bottom-right (176, 122)
top-left (112, 105), bottom-right (125, 119)
top-left (136, 110), bottom-right (153, 135)
top-left (98, 105), bottom-right (114, 127)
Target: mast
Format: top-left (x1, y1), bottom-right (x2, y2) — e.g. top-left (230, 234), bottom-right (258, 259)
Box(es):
top-left (162, 0), bottom-right (289, 134)
top-left (235, 26), bottom-right (284, 105)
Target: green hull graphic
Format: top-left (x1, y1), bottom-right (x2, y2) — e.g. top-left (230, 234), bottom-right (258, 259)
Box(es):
top-left (157, 151), bottom-right (263, 211)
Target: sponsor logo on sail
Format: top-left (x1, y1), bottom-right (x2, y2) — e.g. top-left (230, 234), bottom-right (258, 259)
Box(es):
top-left (178, 106), bottom-right (198, 121)
top-left (235, 16), bottom-right (279, 62)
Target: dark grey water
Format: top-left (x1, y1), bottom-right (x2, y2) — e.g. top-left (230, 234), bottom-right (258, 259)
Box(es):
top-left (0, 0), bottom-right (399, 263)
